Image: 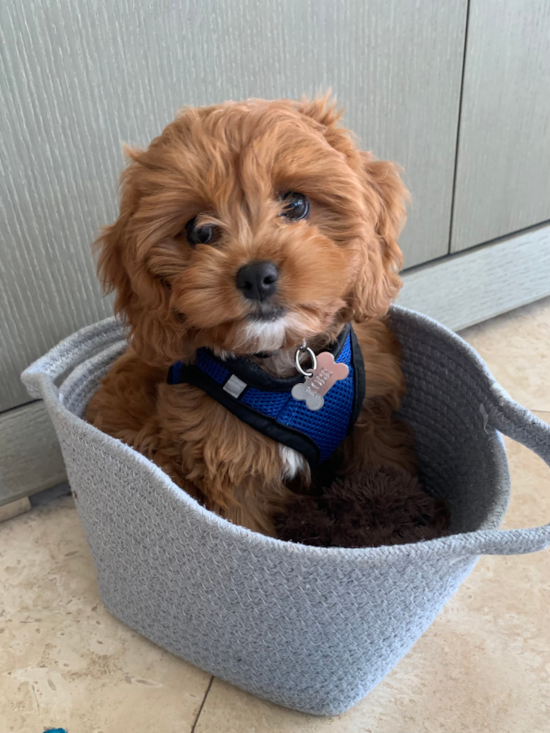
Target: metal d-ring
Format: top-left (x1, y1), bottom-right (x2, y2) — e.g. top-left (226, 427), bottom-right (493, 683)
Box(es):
top-left (295, 340), bottom-right (317, 377)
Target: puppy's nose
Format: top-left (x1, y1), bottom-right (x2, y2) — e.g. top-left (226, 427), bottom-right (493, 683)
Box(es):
top-left (236, 260), bottom-right (279, 301)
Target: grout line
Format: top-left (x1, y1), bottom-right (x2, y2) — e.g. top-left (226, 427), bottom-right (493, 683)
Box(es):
top-left (447, 0), bottom-right (471, 254)
top-left (190, 676), bottom-right (214, 733)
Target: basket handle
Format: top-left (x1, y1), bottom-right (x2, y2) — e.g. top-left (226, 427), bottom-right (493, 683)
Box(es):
top-left (21, 317), bottom-right (124, 399)
top-left (457, 389), bottom-right (550, 556)
top-left (20, 309), bottom-right (550, 556)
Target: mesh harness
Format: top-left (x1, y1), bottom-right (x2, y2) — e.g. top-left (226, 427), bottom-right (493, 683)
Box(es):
top-left (167, 324), bottom-right (365, 465)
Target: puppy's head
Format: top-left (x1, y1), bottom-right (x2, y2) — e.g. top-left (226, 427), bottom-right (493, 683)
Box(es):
top-left (97, 96), bottom-right (408, 365)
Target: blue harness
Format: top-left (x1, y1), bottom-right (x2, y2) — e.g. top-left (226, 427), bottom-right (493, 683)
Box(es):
top-left (167, 324), bottom-right (365, 465)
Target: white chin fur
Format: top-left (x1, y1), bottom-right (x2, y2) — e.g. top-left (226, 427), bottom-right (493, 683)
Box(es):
top-left (243, 317), bottom-right (289, 353)
top-left (279, 445), bottom-right (309, 481)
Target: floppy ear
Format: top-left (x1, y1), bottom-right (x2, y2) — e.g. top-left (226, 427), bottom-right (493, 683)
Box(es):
top-left (94, 154), bottom-right (139, 324)
top-left (95, 211), bottom-right (133, 313)
top-left (297, 95), bottom-right (408, 321)
top-left (94, 151), bottom-right (185, 365)
top-left (349, 153), bottom-right (408, 321)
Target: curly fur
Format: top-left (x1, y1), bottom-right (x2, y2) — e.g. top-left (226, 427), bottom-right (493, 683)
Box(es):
top-left (86, 95), bottom-right (417, 536)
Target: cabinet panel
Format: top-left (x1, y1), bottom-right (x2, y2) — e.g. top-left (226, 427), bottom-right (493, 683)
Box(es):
top-left (0, 402), bottom-right (66, 506)
top-left (451, 0), bottom-right (550, 252)
top-left (0, 0), bottom-right (466, 410)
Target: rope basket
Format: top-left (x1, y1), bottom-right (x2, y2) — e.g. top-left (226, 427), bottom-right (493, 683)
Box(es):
top-left (22, 306), bottom-right (550, 716)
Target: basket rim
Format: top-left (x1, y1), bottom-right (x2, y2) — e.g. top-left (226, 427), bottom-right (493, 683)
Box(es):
top-left (42, 402), bottom-right (506, 565)
top-left (25, 305), bottom-right (550, 561)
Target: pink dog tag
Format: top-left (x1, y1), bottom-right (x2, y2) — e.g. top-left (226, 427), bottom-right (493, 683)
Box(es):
top-left (291, 352), bottom-right (349, 411)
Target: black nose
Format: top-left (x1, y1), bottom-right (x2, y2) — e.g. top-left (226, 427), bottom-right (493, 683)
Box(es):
top-left (236, 260), bottom-right (279, 301)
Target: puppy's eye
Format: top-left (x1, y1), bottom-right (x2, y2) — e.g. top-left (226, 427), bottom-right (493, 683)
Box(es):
top-left (184, 217), bottom-right (219, 247)
top-left (280, 191), bottom-right (309, 221)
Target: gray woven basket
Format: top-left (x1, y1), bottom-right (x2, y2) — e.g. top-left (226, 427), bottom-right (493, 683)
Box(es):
top-left (22, 306), bottom-right (550, 716)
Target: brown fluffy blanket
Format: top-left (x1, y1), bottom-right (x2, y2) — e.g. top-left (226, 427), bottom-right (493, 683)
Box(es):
top-left (275, 467), bottom-right (450, 548)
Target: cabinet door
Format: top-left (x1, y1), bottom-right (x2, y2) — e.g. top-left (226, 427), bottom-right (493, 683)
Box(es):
top-left (451, 0), bottom-right (550, 252)
top-left (0, 0), bottom-right (466, 411)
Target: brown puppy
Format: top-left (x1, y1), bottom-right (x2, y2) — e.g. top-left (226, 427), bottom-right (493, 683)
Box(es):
top-left (86, 96), bottom-right (417, 536)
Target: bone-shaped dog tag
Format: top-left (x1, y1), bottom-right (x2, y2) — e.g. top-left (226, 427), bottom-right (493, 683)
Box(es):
top-left (291, 352), bottom-right (349, 411)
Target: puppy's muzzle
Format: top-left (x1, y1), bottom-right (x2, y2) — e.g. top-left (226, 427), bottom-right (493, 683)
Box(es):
top-left (236, 260), bottom-right (279, 302)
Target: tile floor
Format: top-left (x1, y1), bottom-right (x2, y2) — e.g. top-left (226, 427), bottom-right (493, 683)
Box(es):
top-left (1, 297), bottom-right (549, 733)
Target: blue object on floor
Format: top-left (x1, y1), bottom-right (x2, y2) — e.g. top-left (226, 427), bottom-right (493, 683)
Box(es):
top-left (44, 728), bottom-right (67, 733)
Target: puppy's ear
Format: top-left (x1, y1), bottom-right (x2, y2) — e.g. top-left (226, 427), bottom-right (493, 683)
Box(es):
top-left (94, 147), bottom-right (141, 311)
top-left (95, 211), bottom-right (132, 312)
top-left (349, 153), bottom-right (408, 322)
top-left (298, 96), bottom-right (408, 321)
top-left (94, 151), bottom-right (146, 340)
top-left (94, 149), bottom-right (187, 365)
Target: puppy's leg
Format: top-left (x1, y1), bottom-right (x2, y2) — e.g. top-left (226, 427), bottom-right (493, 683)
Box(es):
top-left (221, 479), bottom-right (291, 536)
top-left (89, 355), bottom-right (299, 535)
top-left (86, 348), bottom-right (181, 475)
top-left (87, 352), bottom-right (209, 503)
top-left (86, 347), bottom-right (165, 439)
top-left (342, 318), bottom-right (418, 475)
top-left (155, 383), bottom-right (298, 536)
top-left (341, 397), bottom-right (418, 475)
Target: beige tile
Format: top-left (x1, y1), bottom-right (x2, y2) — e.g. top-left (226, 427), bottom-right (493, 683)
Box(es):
top-left (195, 411), bottom-right (550, 733)
top-left (460, 297), bottom-right (550, 411)
top-left (0, 496), bottom-right (211, 733)
top-left (500, 410), bottom-right (550, 530)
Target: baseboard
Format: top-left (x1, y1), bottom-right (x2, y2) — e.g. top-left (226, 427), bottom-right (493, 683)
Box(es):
top-left (2, 221), bottom-right (549, 502)
top-left (0, 401), bottom-right (66, 507)
top-left (398, 221), bottom-right (550, 331)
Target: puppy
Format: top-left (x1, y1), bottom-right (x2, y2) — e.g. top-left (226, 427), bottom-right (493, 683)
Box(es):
top-left (86, 96), bottom-right (417, 536)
